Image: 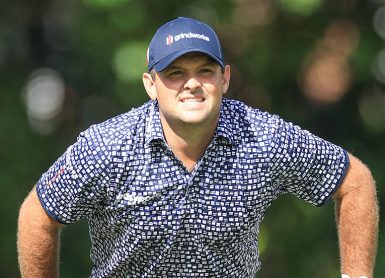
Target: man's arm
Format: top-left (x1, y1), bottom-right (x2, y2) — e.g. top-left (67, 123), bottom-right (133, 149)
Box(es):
top-left (333, 153), bottom-right (379, 278)
top-left (17, 186), bottom-right (64, 278)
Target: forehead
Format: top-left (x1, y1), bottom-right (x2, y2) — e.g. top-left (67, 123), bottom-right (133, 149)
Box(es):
top-left (167, 52), bottom-right (216, 68)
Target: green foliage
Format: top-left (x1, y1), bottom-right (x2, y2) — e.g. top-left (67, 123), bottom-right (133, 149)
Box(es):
top-left (83, 0), bottom-right (131, 9)
top-left (113, 41), bottom-right (147, 82)
top-left (2, 1), bottom-right (384, 277)
top-left (279, 0), bottom-right (324, 16)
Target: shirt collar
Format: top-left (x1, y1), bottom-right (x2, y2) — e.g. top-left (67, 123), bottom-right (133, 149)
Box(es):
top-left (145, 99), bottom-right (236, 146)
top-left (215, 99), bottom-right (236, 145)
top-left (145, 100), bottom-right (165, 145)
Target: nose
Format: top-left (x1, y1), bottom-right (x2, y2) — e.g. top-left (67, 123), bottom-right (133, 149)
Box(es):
top-left (184, 76), bottom-right (202, 91)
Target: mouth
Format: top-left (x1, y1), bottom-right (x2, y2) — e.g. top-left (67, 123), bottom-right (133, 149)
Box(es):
top-left (180, 97), bottom-right (204, 103)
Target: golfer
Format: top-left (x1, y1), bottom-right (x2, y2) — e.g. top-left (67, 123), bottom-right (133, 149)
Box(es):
top-left (17, 17), bottom-right (378, 278)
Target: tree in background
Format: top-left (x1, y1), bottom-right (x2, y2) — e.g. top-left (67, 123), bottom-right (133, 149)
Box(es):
top-left (1, 0), bottom-right (384, 277)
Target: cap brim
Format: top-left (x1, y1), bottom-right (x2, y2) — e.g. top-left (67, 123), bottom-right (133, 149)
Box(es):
top-left (152, 49), bottom-right (224, 72)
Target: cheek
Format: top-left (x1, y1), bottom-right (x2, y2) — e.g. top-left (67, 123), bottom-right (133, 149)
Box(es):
top-left (155, 93), bottom-right (170, 105)
top-left (205, 82), bottom-right (224, 97)
top-left (157, 77), bottom-right (183, 91)
top-left (155, 82), bottom-right (181, 99)
top-left (154, 88), bottom-right (177, 107)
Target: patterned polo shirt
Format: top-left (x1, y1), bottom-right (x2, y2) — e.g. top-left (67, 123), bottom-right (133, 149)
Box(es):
top-left (36, 98), bottom-right (349, 278)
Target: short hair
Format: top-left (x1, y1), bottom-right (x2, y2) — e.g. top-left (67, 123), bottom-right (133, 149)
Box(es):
top-left (149, 68), bottom-right (156, 81)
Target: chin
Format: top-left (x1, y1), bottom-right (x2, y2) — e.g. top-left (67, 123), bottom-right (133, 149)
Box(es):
top-left (180, 118), bottom-right (205, 125)
top-left (180, 113), bottom-right (218, 126)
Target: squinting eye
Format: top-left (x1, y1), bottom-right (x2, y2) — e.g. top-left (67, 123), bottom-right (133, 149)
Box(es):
top-left (170, 71), bottom-right (183, 76)
top-left (200, 68), bottom-right (213, 73)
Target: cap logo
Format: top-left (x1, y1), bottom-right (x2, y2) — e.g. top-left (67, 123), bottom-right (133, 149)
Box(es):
top-left (166, 35), bottom-right (174, 45)
top-left (166, 32), bottom-right (210, 46)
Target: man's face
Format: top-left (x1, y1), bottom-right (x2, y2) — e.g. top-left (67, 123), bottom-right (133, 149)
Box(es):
top-left (144, 52), bottom-right (230, 130)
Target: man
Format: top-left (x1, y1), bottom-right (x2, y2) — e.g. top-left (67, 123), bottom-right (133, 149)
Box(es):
top-left (17, 17), bottom-right (378, 278)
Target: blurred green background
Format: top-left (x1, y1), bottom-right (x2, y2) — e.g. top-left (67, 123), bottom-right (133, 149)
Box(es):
top-left (2, 0), bottom-right (384, 277)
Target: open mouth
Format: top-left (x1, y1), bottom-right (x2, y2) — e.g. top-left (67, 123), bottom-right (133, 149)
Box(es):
top-left (180, 97), bottom-right (204, 103)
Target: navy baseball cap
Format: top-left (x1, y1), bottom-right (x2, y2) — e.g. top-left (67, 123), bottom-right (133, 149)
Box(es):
top-left (147, 17), bottom-right (225, 72)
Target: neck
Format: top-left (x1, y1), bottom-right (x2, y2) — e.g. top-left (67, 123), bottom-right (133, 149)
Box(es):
top-left (160, 116), bottom-right (218, 169)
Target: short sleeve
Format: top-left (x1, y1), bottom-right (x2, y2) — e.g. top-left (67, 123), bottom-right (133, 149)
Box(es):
top-left (36, 125), bottom-right (111, 224)
top-left (270, 118), bottom-right (349, 206)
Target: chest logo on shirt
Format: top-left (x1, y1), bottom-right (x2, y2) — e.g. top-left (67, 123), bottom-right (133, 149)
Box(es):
top-left (116, 192), bottom-right (161, 205)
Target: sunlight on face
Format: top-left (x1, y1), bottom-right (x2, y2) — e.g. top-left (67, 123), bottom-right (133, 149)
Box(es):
top-left (151, 52), bottom-right (230, 131)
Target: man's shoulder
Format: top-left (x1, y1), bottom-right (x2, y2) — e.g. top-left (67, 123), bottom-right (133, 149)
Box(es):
top-left (222, 98), bottom-right (281, 129)
top-left (82, 101), bottom-right (152, 146)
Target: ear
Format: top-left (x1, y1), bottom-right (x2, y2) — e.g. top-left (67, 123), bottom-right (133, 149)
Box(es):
top-left (221, 65), bottom-right (231, 95)
top-left (142, 72), bottom-right (157, 100)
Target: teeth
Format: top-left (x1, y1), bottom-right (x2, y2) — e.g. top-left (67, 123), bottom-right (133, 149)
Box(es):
top-left (182, 98), bottom-right (203, 102)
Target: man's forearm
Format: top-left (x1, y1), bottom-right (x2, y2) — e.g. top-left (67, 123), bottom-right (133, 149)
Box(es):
top-left (335, 165), bottom-right (379, 278)
top-left (17, 188), bottom-right (62, 278)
